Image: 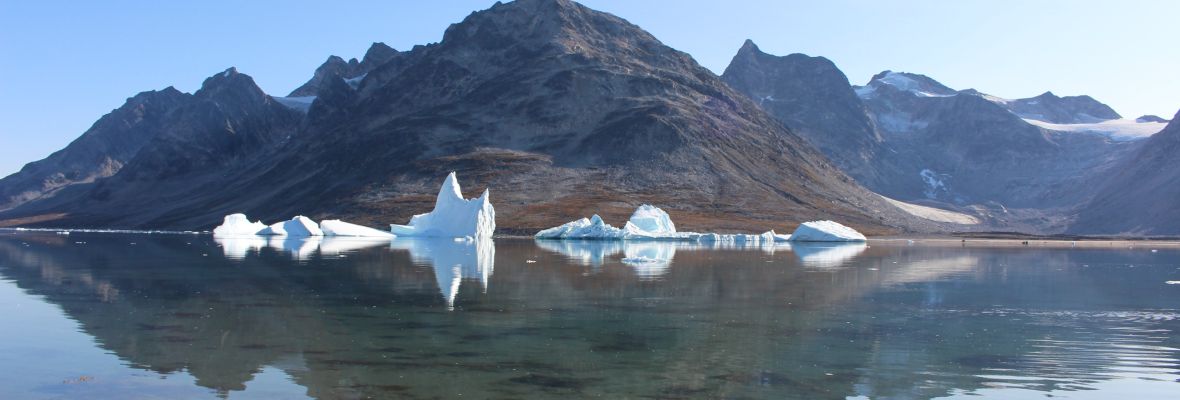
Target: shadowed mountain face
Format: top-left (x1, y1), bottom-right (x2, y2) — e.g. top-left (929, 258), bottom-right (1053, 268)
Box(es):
top-left (0, 0), bottom-right (928, 235)
top-left (720, 40), bottom-right (886, 188)
top-left (0, 88), bottom-right (191, 211)
top-left (1071, 109), bottom-right (1180, 235)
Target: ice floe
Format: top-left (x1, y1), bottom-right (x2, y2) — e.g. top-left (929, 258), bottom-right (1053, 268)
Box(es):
top-left (212, 213), bottom-right (269, 237)
top-left (320, 219), bottom-right (395, 238)
top-left (536, 205), bottom-right (815, 246)
top-left (390, 172), bottom-right (495, 239)
top-left (787, 221), bottom-right (867, 242)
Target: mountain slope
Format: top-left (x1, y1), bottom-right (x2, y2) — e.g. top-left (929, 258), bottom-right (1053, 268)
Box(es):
top-left (0, 88), bottom-right (191, 211)
top-left (0, 0), bottom-right (927, 234)
top-left (1070, 109), bottom-right (1180, 235)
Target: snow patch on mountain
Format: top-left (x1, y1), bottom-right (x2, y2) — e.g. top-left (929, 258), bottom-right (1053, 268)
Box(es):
top-left (1023, 118), bottom-right (1164, 141)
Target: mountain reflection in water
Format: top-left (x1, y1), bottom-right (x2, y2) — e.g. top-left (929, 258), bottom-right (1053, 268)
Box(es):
top-left (0, 232), bottom-right (1177, 399)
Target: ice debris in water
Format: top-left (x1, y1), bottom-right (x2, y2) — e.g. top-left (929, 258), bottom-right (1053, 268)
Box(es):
top-left (320, 219), bottom-right (394, 238)
top-left (212, 213), bottom-right (268, 237)
top-left (535, 204), bottom-right (795, 243)
top-left (390, 172), bottom-right (495, 239)
top-left (787, 221), bottom-right (867, 242)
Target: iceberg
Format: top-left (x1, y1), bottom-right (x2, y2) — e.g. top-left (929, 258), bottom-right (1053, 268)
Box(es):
top-left (320, 219), bottom-right (395, 238)
top-left (390, 172), bottom-right (495, 239)
top-left (787, 220), bottom-right (867, 242)
top-left (624, 204), bottom-right (677, 236)
top-left (535, 214), bottom-right (628, 239)
top-left (536, 204), bottom-right (694, 240)
top-left (212, 213), bottom-right (268, 237)
top-left (261, 216), bottom-right (324, 237)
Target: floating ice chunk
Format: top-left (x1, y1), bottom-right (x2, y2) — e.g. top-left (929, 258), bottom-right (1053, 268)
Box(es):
top-left (761, 230), bottom-right (791, 243)
top-left (320, 219), bottom-right (395, 238)
top-left (625, 204), bottom-right (677, 235)
top-left (536, 214), bottom-right (628, 240)
top-left (788, 221), bottom-right (867, 242)
top-left (390, 172), bottom-right (496, 239)
top-left (262, 216), bottom-right (323, 237)
top-left (212, 213), bottom-right (268, 237)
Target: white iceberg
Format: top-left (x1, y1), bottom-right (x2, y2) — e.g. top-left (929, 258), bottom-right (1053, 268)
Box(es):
top-left (624, 204), bottom-right (677, 236)
top-left (787, 220), bottom-right (867, 242)
top-left (320, 219), bottom-right (395, 238)
top-left (536, 204), bottom-right (695, 240)
top-left (535, 214), bottom-right (628, 239)
top-left (212, 213), bottom-right (268, 237)
top-left (761, 230), bottom-right (791, 243)
top-left (261, 216), bottom-right (324, 237)
top-left (390, 172), bottom-right (495, 239)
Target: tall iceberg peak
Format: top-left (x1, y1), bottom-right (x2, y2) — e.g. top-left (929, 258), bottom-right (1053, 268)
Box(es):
top-left (624, 204), bottom-right (676, 235)
top-left (390, 172), bottom-right (496, 238)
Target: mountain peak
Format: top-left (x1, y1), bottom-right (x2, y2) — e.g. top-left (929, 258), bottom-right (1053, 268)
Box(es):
top-left (738, 39), bottom-right (761, 54)
top-left (195, 68), bottom-right (268, 105)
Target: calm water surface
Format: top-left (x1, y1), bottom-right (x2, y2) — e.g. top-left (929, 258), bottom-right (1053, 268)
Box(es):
top-left (0, 232), bottom-right (1177, 399)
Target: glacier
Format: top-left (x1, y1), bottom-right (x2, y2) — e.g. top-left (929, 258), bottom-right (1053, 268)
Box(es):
top-left (390, 172), bottom-right (495, 239)
top-left (261, 216), bottom-right (324, 236)
top-left (212, 213), bottom-right (268, 237)
top-left (787, 220), bottom-right (867, 242)
top-left (320, 219), bottom-right (395, 238)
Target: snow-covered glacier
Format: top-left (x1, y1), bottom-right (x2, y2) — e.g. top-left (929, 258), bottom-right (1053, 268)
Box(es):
top-left (390, 172), bottom-right (495, 239)
top-left (787, 220), bottom-right (867, 242)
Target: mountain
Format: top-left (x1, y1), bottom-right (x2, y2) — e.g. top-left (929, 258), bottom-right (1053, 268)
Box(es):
top-left (1000, 91), bottom-right (1121, 124)
top-left (851, 70), bottom-right (1141, 213)
top-left (720, 40), bottom-right (886, 186)
top-left (0, 87), bottom-right (191, 213)
top-left (1136, 114), bottom-right (1169, 123)
top-left (0, 0), bottom-right (932, 235)
top-left (1070, 109), bottom-right (1180, 235)
top-left (287, 42), bottom-right (399, 97)
top-left (4, 68), bottom-right (302, 228)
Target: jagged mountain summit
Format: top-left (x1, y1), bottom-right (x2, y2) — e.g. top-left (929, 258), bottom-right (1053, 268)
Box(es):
top-left (720, 40), bottom-right (886, 187)
top-left (0, 0), bottom-right (932, 235)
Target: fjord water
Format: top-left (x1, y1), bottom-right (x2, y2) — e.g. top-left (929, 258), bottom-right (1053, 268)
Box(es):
top-left (0, 233), bottom-right (1177, 399)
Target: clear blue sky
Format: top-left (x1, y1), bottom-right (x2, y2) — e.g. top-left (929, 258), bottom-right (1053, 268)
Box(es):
top-left (2, 0), bottom-right (1177, 176)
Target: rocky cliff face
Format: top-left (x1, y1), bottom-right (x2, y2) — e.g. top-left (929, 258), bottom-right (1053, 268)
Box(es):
top-left (0, 0), bottom-right (930, 234)
top-left (1070, 109), bottom-right (1180, 235)
top-left (0, 87), bottom-right (191, 211)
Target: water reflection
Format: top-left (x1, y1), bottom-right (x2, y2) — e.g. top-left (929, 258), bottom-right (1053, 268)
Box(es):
top-left (214, 236), bottom-right (389, 260)
top-left (791, 242), bottom-right (868, 268)
top-left (0, 233), bottom-right (1177, 399)
top-left (389, 238), bottom-right (495, 309)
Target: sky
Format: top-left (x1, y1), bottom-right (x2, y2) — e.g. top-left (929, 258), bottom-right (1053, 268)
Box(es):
top-left (1, 0), bottom-right (1178, 176)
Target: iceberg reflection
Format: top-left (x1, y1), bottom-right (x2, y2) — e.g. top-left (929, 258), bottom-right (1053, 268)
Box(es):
top-left (214, 236), bottom-right (388, 260)
top-left (790, 242), bottom-right (868, 268)
top-left (389, 238), bottom-right (495, 309)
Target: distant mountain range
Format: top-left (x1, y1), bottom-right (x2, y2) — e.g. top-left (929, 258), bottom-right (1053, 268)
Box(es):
top-left (0, 0), bottom-right (1174, 236)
